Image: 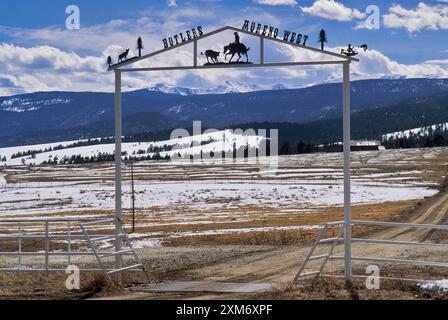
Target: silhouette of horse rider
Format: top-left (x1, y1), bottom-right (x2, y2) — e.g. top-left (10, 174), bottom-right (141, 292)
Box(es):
top-left (224, 32), bottom-right (250, 63)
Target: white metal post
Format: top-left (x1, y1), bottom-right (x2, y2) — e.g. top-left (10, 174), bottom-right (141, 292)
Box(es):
top-left (193, 40), bottom-right (198, 67)
top-left (343, 61), bottom-right (352, 280)
top-left (260, 36), bottom-right (264, 64)
top-left (114, 69), bottom-right (123, 285)
top-left (45, 221), bottom-right (49, 273)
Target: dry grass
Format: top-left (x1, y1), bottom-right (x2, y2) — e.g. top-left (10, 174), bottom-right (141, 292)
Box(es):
top-left (0, 271), bottom-right (108, 300)
top-left (260, 276), bottom-right (448, 300)
top-left (163, 200), bottom-right (418, 246)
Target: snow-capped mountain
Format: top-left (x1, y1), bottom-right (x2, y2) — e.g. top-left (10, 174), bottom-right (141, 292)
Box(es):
top-left (205, 81), bottom-right (262, 94)
top-left (149, 81), bottom-right (281, 96)
top-left (2, 78), bottom-right (448, 148)
top-left (272, 84), bottom-right (290, 90)
top-left (148, 83), bottom-right (199, 96)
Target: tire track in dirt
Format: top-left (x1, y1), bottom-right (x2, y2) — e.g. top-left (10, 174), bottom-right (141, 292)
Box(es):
top-left (174, 188), bottom-right (448, 287)
top-left (178, 246), bottom-right (310, 284)
top-left (370, 191), bottom-right (448, 242)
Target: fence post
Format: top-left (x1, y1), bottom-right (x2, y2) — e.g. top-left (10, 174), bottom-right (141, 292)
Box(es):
top-left (67, 221), bottom-right (71, 266)
top-left (18, 222), bottom-right (22, 265)
top-left (45, 221), bottom-right (49, 273)
top-left (343, 61), bottom-right (352, 280)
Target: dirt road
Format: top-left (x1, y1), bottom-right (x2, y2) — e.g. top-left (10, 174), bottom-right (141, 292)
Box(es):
top-left (101, 186), bottom-right (448, 300)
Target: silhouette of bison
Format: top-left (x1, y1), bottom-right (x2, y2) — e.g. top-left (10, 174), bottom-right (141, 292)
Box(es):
top-left (201, 50), bottom-right (220, 64)
top-left (118, 48), bottom-right (130, 63)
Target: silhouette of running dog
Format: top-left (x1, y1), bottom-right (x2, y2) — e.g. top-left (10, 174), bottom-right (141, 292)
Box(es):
top-left (201, 50), bottom-right (220, 64)
top-left (118, 48), bottom-right (130, 63)
top-left (224, 43), bottom-right (250, 63)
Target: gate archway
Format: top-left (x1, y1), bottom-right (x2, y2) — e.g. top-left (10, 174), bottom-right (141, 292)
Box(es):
top-left (108, 24), bottom-right (359, 283)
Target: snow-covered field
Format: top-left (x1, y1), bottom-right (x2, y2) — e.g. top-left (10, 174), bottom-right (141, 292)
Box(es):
top-left (1, 146), bottom-right (446, 247)
top-left (0, 130), bottom-right (264, 166)
top-left (383, 122), bottom-right (448, 140)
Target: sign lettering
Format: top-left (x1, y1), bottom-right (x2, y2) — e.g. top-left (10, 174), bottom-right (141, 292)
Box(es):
top-left (163, 26), bottom-right (204, 49)
top-left (242, 20), bottom-right (308, 46)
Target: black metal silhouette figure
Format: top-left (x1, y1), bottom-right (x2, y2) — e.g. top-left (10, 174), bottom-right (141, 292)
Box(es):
top-left (201, 50), bottom-right (220, 64)
top-left (234, 32), bottom-right (240, 44)
top-left (224, 43), bottom-right (250, 63)
top-left (224, 33), bottom-right (250, 63)
top-left (137, 37), bottom-right (144, 57)
top-left (107, 56), bottom-right (112, 67)
top-left (341, 44), bottom-right (358, 57)
top-left (341, 44), bottom-right (368, 56)
top-left (118, 48), bottom-right (130, 62)
top-left (318, 29), bottom-right (327, 51)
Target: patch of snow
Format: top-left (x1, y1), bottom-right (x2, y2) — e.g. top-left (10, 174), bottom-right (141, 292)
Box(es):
top-left (168, 225), bottom-right (322, 238)
top-left (0, 130), bottom-right (264, 166)
top-left (1, 97), bottom-right (71, 113)
top-left (383, 122), bottom-right (448, 140)
top-left (131, 239), bottom-right (162, 249)
top-left (418, 279), bottom-right (448, 293)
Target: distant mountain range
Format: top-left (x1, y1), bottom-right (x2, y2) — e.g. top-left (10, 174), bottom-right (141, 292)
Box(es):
top-left (1, 78), bottom-right (448, 147)
top-left (148, 81), bottom-right (269, 95)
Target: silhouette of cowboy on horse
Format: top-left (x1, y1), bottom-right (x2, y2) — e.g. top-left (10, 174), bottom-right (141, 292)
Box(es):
top-left (224, 32), bottom-right (250, 63)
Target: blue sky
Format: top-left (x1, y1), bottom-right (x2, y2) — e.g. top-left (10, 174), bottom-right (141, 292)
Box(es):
top-left (0, 0), bottom-right (447, 95)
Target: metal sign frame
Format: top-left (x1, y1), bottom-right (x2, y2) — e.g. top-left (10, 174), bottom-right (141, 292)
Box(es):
top-left (109, 25), bottom-right (358, 283)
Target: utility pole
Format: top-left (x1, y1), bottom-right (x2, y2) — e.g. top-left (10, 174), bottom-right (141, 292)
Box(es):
top-left (131, 160), bottom-right (135, 233)
top-left (114, 69), bottom-right (123, 285)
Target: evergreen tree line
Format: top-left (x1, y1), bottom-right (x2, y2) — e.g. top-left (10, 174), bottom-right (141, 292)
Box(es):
top-left (8, 135), bottom-right (215, 162)
top-left (382, 125), bottom-right (448, 149)
top-left (41, 152), bottom-right (170, 165)
top-left (10, 137), bottom-right (115, 159)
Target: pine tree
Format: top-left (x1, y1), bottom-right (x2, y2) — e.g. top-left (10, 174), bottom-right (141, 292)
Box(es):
top-left (137, 37), bottom-right (144, 57)
top-left (318, 29), bottom-right (327, 51)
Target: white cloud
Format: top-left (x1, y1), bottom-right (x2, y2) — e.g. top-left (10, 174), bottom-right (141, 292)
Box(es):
top-left (281, 43), bottom-right (448, 83)
top-left (167, 0), bottom-right (177, 7)
top-left (1, 8), bottom-right (447, 97)
top-left (383, 2), bottom-right (448, 33)
top-left (0, 8), bottom-right (217, 56)
top-left (351, 49), bottom-right (448, 79)
top-left (0, 43), bottom-right (195, 96)
top-left (253, 0), bottom-right (297, 6)
top-left (0, 18), bottom-right (163, 55)
top-left (424, 59), bottom-right (448, 65)
top-left (2, 38), bottom-right (448, 97)
top-left (300, 0), bottom-right (365, 22)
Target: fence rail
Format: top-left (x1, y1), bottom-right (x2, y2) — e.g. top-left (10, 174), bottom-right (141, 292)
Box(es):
top-left (295, 220), bottom-right (448, 283)
top-left (0, 177), bottom-right (435, 191)
top-left (0, 217), bottom-right (133, 273)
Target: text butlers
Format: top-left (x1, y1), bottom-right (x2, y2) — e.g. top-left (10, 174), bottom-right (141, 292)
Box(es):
top-left (163, 26), bottom-right (204, 48)
top-left (242, 20), bottom-right (309, 46)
